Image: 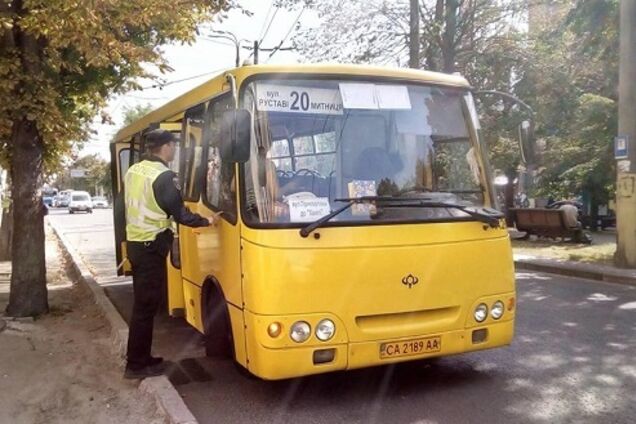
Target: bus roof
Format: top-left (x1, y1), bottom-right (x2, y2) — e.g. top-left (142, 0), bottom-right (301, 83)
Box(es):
top-left (113, 63), bottom-right (471, 143)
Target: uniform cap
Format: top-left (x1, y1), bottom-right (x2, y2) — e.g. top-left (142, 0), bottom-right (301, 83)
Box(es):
top-left (145, 129), bottom-right (176, 148)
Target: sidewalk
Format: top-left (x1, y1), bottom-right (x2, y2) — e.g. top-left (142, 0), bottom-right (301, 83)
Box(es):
top-left (0, 226), bottom-right (164, 424)
top-left (511, 229), bottom-right (636, 286)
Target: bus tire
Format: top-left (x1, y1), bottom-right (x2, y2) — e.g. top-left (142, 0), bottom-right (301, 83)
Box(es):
top-left (202, 282), bottom-right (233, 358)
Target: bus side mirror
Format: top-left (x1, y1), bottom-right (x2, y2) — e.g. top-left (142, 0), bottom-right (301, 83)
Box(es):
top-left (220, 109), bottom-right (251, 163)
top-left (518, 120), bottom-right (536, 165)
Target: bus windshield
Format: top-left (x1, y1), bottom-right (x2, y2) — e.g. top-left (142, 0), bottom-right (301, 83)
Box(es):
top-left (241, 79), bottom-right (487, 226)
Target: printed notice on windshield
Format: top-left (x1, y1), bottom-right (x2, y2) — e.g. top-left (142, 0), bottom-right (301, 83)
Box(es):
top-left (375, 85), bottom-right (411, 109)
top-left (339, 83), bottom-right (378, 109)
top-left (339, 83), bottom-right (413, 110)
top-left (288, 197), bottom-right (332, 223)
top-left (256, 84), bottom-right (343, 115)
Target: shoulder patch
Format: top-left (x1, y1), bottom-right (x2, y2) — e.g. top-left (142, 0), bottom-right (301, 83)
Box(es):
top-left (173, 176), bottom-right (181, 191)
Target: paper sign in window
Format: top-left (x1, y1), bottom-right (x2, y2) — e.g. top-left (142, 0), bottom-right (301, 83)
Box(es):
top-left (288, 197), bottom-right (331, 222)
top-left (375, 85), bottom-right (411, 110)
top-left (338, 83), bottom-right (378, 109)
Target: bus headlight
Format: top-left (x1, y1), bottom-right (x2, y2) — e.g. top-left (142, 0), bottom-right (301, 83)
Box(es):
top-left (491, 301), bottom-right (504, 320)
top-left (474, 304), bottom-right (488, 322)
top-left (290, 321), bottom-right (311, 343)
top-left (315, 319), bottom-right (335, 341)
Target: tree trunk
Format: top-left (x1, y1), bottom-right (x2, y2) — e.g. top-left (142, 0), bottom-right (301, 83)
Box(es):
top-left (589, 193), bottom-right (599, 231)
top-left (0, 205), bottom-right (12, 261)
top-left (504, 172), bottom-right (516, 227)
top-left (5, 118), bottom-right (48, 317)
top-left (409, 0), bottom-right (420, 69)
top-left (443, 0), bottom-right (458, 73)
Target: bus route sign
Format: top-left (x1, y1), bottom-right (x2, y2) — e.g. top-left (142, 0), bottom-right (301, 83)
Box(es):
top-left (256, 84), bottom-right (343, 115)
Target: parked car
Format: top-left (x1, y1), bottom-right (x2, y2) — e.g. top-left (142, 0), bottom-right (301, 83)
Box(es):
top-left (57, 194), bottom-right (70, 208)
top-left (91, 196), bottom-right (109, 208)
top-left (42, 187), bottom-right (57, 207)
top-left (57, 190), bottom-right (72, 207)
top-left (42, 195), bottom-right (54, 207)
top-left (68, 191), bottom-right (92, 214)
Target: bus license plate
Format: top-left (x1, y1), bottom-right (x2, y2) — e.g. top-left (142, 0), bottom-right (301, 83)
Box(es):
top-left (379, 336), bottom-right (441, 359)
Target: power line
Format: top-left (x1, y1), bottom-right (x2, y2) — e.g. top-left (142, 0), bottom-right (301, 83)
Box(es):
top-left (200, 36), bottom-right (236, 47)
top-left (140, 68), bottom-right (227, 90)
top-left (258, 0), bottom-right (275, 41)
top-left (268, 7), bottom-right (305, 61)
top-left (259, 4), bottom-right (280, 45)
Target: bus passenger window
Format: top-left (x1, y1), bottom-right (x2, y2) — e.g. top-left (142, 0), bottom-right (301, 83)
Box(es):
top-left (168, 132), bottom-right (181, 175)
top-left (204, 95), bottom-right (236, 219)
top-left (119, 148), bottom-right (131, 184)
top-left (181, 105), bottom-right (205, 201)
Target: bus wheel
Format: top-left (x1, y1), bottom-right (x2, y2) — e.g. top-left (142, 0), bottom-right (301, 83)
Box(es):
top-left (203, 284), bottom-right (233, 358)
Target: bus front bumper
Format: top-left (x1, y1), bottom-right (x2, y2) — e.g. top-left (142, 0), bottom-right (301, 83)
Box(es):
top-left (244, 318), bottom-right (514, 380)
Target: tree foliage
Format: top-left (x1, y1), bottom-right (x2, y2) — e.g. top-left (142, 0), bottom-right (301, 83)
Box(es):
top-left (0, 0), bottom-right (236, 317)
top-left (281, 0), bottom-right (525, 82)
top-left (282, 0), bottom-right (618, 208)
top-left (515, 0), bottom-right (618, 203)
top-left (53, 154), bottom-right (112, 198)
top-left (122, 103), bottom-right (154, 126)
top-left (0, 0), bottom-right (235, 168)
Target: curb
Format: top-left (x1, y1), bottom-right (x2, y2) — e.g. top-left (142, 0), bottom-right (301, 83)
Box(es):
top-left (514, 259), bottom-right (636, 287)
top-left (48, 220), bottom-right (128, 357)
top-left (48, 219), bottom-right (199, 424)
top-left (140, 376), bottom-right (198, 424)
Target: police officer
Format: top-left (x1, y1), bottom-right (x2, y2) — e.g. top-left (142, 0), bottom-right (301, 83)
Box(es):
top-left (124, 129), bottom-right (218, 379)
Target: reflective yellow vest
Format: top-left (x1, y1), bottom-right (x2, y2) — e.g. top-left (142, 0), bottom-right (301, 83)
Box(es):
top-left (125, 160), bottom-right (172, 242)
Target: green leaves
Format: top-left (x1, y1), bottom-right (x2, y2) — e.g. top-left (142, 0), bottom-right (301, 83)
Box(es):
top-left (1, 0), bottom-right (233, 169)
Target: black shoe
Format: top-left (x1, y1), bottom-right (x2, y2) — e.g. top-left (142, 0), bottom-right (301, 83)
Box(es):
top-left (124, 362), bottom-right (166, 380)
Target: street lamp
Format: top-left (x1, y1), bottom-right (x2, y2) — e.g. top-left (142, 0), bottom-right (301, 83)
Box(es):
top-left (205, 30), bottom-right (250, 68)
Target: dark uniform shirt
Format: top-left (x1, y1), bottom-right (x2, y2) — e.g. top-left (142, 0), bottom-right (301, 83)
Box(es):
top-left (145, 156), bottom-right (208, 228)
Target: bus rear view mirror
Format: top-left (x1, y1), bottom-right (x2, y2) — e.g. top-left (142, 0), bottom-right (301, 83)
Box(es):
top-left (220, 109), bottom-right (251, 163)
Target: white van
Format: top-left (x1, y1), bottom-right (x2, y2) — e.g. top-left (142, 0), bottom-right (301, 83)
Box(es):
top-left (68, 191), bottom-right (93, 214)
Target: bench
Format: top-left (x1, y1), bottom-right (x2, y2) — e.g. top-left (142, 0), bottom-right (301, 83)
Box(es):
top-left (510, 208), bottom-right (584, 241)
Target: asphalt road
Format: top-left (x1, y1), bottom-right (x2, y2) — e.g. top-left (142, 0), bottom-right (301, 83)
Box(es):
top-left (48, 208), bottom-right (636, 424)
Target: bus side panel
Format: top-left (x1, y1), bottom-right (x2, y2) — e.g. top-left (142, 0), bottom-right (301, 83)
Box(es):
top-left (180, 202), bottom-right (244, 307)
top-left (167, 247), bottom-right (185, 316)
top-left (229, 304), bottom-right (247, 368)
top-left (183, 280), bottom-right (204, 332)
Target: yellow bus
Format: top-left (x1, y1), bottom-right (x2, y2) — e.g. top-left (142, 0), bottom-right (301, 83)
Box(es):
top-left (111, 64), bottom-right (516, 380)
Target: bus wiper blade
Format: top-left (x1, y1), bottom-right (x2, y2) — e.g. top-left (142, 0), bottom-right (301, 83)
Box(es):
top-left (299, 199), bottom-right (359, 238)
top-left (338, 197), bottom-right (504, 227)
top-left (299, 197), bottom-right (503, 238)
top-left (408, 201), bottom-right (504, 228)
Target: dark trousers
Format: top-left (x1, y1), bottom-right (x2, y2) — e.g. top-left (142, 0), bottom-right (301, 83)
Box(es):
top-left (126, 241), bottom-right (167, 370)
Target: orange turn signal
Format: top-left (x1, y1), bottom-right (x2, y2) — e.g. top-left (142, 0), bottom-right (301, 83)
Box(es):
top-left (508, 297), bottom-right (515, 311)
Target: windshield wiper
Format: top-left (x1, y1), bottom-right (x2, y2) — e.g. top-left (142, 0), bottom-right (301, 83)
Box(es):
top-left (299, 196), bottom-right (504, 238)
top-left (299, 198), bottom-right (359, 238)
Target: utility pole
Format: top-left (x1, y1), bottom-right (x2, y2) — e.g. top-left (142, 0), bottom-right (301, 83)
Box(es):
top-left (409, 0), bottom-right (419, 68)
top-left (616, 0), bottom-right (636, 268)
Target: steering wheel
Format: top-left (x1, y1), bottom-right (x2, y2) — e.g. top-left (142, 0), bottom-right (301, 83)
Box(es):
top-left (294, 168), bottom-right (323, 178)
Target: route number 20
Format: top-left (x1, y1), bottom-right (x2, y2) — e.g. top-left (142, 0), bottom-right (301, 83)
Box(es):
top-left (290, 91), bottom-right (310, 111)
